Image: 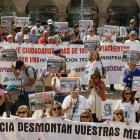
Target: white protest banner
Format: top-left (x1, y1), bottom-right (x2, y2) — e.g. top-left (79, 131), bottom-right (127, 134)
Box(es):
top-left (102, 101), bottom-right (113, 119)
top-left (97, 27), bottom-right (105, 40)
top-left (54, 22), bottom-right (68, 32)
top-left (29, 91), bottom-right (54, 111)
top-left (79, 20), bottom-right (93, 30)
top-left (120, 27), bottom-right (126, 37)
top-left (0, 117), bottom-right (140, 140)
top-left (16, 17), bottom-right (29, 27)
top-left (0, 42), bottom-right (140, 85)
top-left (1, 16), bottom-right (16, 27)
top-left (85, 61), bottom-right (96, 77)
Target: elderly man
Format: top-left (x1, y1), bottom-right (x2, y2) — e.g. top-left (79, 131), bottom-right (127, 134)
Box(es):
top-left (125, 31), bottom-right (139, 43)
top-left (47, 19), bottom-right (56, 37)
top-left (15, 27), bottom-right (35, 43)
top-left (126, 19), bottom-right (139, 39)
top-left (30, 28), bottom-right (38, 43)
top-left (68, 32), bottom-right (83, 44)
top-left (48, 37), bottom-right (54, 44)
top-left (62, 92), bottom-right (89, 121)
top-left (39, 29), bottom-right (50, 45)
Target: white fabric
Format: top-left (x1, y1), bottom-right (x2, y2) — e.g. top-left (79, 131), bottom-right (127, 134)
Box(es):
top-left (32, 26), bottom-right (44, 35)
top-left (87, 88), bottom-right (102, 121)
top-left (62, 95), bottom-right (89, 121)
top-left (116, 100), bottom-right (139, 123)
top-left (83, 35), bottom-right (100, 43)
top-left (125, 40), bottom-right (139, 43)
top-left (51, 77), bottom-right (61, 93)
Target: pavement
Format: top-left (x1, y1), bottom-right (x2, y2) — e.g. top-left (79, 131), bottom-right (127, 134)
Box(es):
top-left (2, 84), bottom-right (124, 118)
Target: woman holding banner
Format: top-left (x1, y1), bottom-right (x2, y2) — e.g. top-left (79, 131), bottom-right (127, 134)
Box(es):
top-left (116, 87), bottom-right (140, 123)
top-left (80, 110), bottom-right (93, 122)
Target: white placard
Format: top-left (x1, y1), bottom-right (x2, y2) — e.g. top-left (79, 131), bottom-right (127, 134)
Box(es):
top-left (120, 27), bottom-right (126, 37)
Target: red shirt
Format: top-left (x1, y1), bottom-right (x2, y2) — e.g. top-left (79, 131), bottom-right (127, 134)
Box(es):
top-left (39, 37), bottom-right (48, 44)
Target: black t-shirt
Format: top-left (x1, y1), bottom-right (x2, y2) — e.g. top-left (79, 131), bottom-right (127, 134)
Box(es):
top-left (69, 39), bottom-right (83, 44)
top-left (73, 31), bottom-right (80, 39)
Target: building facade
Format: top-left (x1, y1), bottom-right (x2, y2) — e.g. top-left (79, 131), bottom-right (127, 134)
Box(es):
top-left (0, 0), bottom-right (140, 28)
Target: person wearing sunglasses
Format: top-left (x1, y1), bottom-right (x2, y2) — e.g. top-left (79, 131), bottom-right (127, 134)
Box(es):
top-left (16, 105), bottom-right (31, 118)
top-left (126, 19), bottom-right (139, 39)
top-left (125, 31), bottom-right (139, 43)
top-left (116, 87), bottom-right (140, 123)
top-left (80, 110), bottom-right (93, 122)
top-left (87, 70), bottom-right (106, 122)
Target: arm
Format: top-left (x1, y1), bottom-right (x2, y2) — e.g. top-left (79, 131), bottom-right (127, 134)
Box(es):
top-left (123, 69), bottom-right (129, 83)
top-left (87, 79), bottom-right (91, 95)
top-left (22, 78), bottom-right (35, 88)
top-left (6, 94), bottom-right (16, 103)
top-left (103, 67), bottom-right (107, 76)
top-left (15, 33), bottom-right (24, 43)
top-left (0, 94), bottom-right (5, 104)
top-left (11, 64), bottom-right (20, 77)
top-left (40, 78), bottom-right (45, 87)
top-left (94, 82), bottom-right (105, 96)
top-left (77, 30), bottom-right (81, 39)
top-left (56, 33), bottom-right (62, 44)
top-left (137, 99), bottom-right (140, 114)
top-left (62, 97), bottom-right (72, 113)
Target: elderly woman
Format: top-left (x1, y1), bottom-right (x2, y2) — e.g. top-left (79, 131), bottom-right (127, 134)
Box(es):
top-left (80, 110), bottom-right (93, 122)
top-left (125, 31), bottom-right (139, 43)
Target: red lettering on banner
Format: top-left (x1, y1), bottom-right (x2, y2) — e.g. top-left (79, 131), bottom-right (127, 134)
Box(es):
top-left (30, 57), bottom-right (39, 63)
top-left (16, 47), bottom-right (21, 53)
top-left (19, 57), bottom-right (28, 62)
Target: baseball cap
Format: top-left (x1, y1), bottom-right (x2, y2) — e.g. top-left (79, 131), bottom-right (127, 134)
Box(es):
top-left (6, 83), bottom-right (16, 90)
top-left (53, 48), bottom-right (60, 54)
top-left (24, 34), bottom-right (30, 40)
top-left (15, 61), bottom-right (24, 69)
top-left (47, 19), bottom-right (53, 25)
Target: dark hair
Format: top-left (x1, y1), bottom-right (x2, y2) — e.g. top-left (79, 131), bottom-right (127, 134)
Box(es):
top-left (121, 87), bottom-right (135, 105)
top-left (74, 24), bottom-right (79, 29)
top-left (0, 84), bottom-right (4, 89)
top-left (90, 70), bottom-right (101, 80)
top-left (11, 28), bottom-right (17, 33)
top-left (36, 19), bottom-right (41, 23)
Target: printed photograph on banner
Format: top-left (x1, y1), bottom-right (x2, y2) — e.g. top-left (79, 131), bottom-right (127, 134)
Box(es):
top-left (60, 77), bottom-right (81, 92)
top-left (47, 55), bottom-right (67, 74)
top-left (29, 91), bottom-right (54, 111)
top-left (85, 61), bottom-right (96, 77)
top-left (54, 22), bottom-right (68, 32)
top-left (132, 76), bottom-right (140, 91)
top-left (84, 40), bottom-right (100, 52)
top-left (120, 27), bottom-right (126, 37)
top-left (79, 20), bottom-right (93, 30)
top-left (97, 27), bottom-right (105, 40)
top-left (1, 16), bottom-right (16, 27)
top-left (0, 48), bottom-right (18, 61)
top-left (15, 17), bottom-right (29, 27)
top-left (122, 50), bottom-right (140, 64)
top-left (102, 101), bottom-right (113, 119)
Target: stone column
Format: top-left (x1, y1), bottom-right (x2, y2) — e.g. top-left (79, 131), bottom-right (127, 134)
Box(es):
top-left (138, 13), bottom-right (140, 28)
top-left (97, 13), bottom-right (109, 27)
top-left (56, 13), bottom-right (68, 22)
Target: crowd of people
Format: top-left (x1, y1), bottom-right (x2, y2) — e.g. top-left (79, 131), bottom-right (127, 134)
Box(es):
top-left (0, 18), bottom-right (140, 127)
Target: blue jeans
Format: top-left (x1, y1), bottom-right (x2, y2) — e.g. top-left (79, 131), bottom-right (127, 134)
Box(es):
top-left (24, 90), bottom-right (35, 95)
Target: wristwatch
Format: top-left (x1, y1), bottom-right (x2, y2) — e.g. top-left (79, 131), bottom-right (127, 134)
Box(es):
top-left (67, 106), bottom-right (70, 109)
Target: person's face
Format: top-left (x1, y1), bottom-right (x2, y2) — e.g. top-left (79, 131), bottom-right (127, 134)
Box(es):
top-left (31, 29), bottom-right (36, 35)
top-left (113, 111), bottom-right (123, 122)
top-left (76, 80), bottom-right (80, 86)
top-left (81, 112), bottom-right (91, 122)
top-left (129, 63), bottom-right (135, 69)
top-left (57, 32), bottom-right (61, 36)
top-left (91, 75), bottom-right (99, 83)
top-left (49, 24), bottom-right (53, 28)
top-left (18, 65), bottom-right (25, 71)
top-left (92, 52), bottom-right (98, 61)
top-left (64, 32), bottom-right (69, 36)
top-left (11, 30), bottom-right (16, 36)
top-left (18, 108), bottom-right (28, 118)
top-left (51, 104), bottom-right (61, 117)
top-left (24, 38), bottom-right (30, 43)
top-left (22, 27), bottom-right (28, 34)
top-left (130, 20), bottom-right (135, 28)
top-left (43, 31), bottom-right (49, 39)
top-left (124, 90), bottom-right (131, 101)
top-left (75, 27), bottom-right (79, 31)
top-left (48, 37), bottom-right (54, 44)
top-left (9, 89), bottom-right (14, 94)
top-left (130, 33), bottom-right (136, 41)
top-left (69, 34), bottom-right (75, 40)
top-left (71, 92), bottom-right (79, 97)
top-left (56, 73), bottom-right (61, 78)
top-left (89, 29), bottom-right (95, 36)
top-left (36, 21), bottom-right (41, 27)
top-left (8, 37), bottom-right (13, 43)
top-left (1, 27), bottom-right (6, 33)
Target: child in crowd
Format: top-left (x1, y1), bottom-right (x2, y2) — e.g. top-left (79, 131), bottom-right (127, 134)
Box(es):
top-left (5, 83), bottom-right (17, 118)
top-left (0, 83), bottom-right (5, 117)
top-left (16, 105), bottom-right (31, 118)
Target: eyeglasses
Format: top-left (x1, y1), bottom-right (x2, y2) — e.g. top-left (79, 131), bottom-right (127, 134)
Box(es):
top-left (53, 107), bottom-right (61, 111)
top-left (18, 111), bottom-right (26, 114)
top-left (114, 113), bottom-right (123, 116)
top-left (89, 31), bottom-right (94, 32)
top-left (81, 116), bottom-right (90, 119)
top-left (130, 34), bottom-right (136, 36)
top-left (130, 23), bottom-right (134, 24)
top-left (69, 35), bottom-right (73, 38)
top-left (125, 92), bottom-right (131, 95)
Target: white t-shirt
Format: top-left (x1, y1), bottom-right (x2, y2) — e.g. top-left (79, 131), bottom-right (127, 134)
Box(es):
top-left (87, 60), bottom-right (105, 76)
top-left (32, 26), bottom-right (44, 35)
top-left (51, 77), bottom-right (61, 93)
top-left (83, 35), bottom-right (100, 43)
top-left (125, 40), bottom-right (139, 43)
top-left (62, 95), bottom-right (89, 121)
top-left (116, 100), bottom-right (139, 123)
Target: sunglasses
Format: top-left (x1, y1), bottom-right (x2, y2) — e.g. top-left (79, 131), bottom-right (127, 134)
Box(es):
top-left (81, 116), bottom-right (90, 119)
top-left (114, 113), bottom-right (123, 116)
top-left (69, 35), bottom-right (73, 38)
top-left (125, 92), bottom-right (131, 95)
top-left (18, 111), bottom-right (26, 114)
top-left (130, 23), bottom-right (134, 24)
top-left (23, 27), bottom-right (27, 29)
top-left (53, 107), bottom-right (61, 111)
top-left (89, 31), bottom-right (94, 32)
top-left (131, 34), bottom-right (135, 36)
top-left (92, 77), bottom-right (97, 79)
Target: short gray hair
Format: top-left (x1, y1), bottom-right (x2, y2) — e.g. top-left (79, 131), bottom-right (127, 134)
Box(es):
top-left (7, 35), bottom-right (13, 39)
top-left (129, 30), bottom-right (137, 35)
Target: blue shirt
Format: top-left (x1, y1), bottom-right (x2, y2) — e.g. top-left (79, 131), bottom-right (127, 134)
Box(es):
top-left (126, 26), bottom-right (139, 39)
top-left (123, 68), bottom-right (140, 88)
top-left (15, 32), bottom-right (36, 43)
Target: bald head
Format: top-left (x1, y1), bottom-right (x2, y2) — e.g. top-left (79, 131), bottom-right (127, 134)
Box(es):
top-left (48, 37), bottom-right (54, 44)
top-left (130, 19), bottom-right (135, 28)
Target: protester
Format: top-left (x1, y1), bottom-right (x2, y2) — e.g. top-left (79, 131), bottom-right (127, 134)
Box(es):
top-left (112, 108), bottom-right (124, 122)
top-left (87, 70), bottom-right (106, 122)
top-left (61, 31), bottom-right (70, 42)
top-left (11, 28), bottom-right (17, 42)
top-left (73, 24), bottom-right (81, 39)
top-left (48, 37), bottom-right (54, 44)
top-left (30, 28), bottom-right (38, 43)
top-left (126, 19), bottom-right (139, 39)
top-left (47, 19), bottom-right (56, 37)
top-left (32, 19), bottom-right (44, 35)
top-left (5, 83), bottom-right (17, 118)
top-left (53, 48), bottom-right (66, 60)
top-left (62, 92), bottom-right (89, 121)
top-left (83, 27), bottom-right (100, 43)
top-left (125, 31), bottom-right (139, 42)
top-left (16, 105), bottom-right (31, 118)
top-left (39, 29), bottom-right (50, 44)
top-left (116, 87), bottom-right (140, 123)
top-left (11, 61), bottom-right (36, 95)
top-left (53, 31), bottom-right (62, 44)
top-left (0, 84), bottom-right (5, 117)
top-left (80, 30), bottom-right (86, 40)
top-left (68, 32), bottom-right (83, 44)
top-left (23, 34), bottom-right (30, 44)
top-left (0, 26), bottom-right (8, 42)
top-left (15, 26), bottom-right (36, 43)
top-left (80, 110), bottom-right (93, 122)
top-left (7, 35), bottom-right (14, 43)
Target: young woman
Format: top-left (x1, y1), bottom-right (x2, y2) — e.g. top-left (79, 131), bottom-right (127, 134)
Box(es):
top-left (73, 80), bottom-right (81, 92)
top-left (80, 110), bottom-right (93, 122)
top-left (59, 62), bottom-right (67, 74)
top-left (0, 84), bottom-right (5, 117)
top-left (87, 70), bottom-right (106, 122)
top-left (116, 87), bottom-right (140, 123)
top-left (16, 105), bottom-right (31, 118)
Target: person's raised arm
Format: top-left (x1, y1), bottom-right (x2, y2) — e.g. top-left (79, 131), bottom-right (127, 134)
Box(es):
top-left (52, 78), bottom-right (59, 93)
top-left (63, 96), bottom-right (72, 113)
top-left (15, 33), bottom-right (24, 43)
top-left (11, 63), bottom-right (20, 77)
